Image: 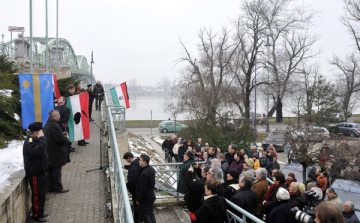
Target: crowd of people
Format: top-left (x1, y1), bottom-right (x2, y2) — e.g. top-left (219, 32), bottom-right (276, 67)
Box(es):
top-left (158, 136), bottom-right (360, 223)
top-left (22, 81), bottom-right (105, 222)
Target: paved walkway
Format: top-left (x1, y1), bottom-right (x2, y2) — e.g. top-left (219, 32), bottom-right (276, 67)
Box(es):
top-left (26, 108), bottom-right (112, 223)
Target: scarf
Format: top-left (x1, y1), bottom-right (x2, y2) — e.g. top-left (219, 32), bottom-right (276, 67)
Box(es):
top-left (266, 184), bottom-right (280, 202)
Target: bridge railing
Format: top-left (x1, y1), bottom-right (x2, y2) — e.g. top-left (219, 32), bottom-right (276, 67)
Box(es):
top-left (104, 89), bottom-right (133, 223)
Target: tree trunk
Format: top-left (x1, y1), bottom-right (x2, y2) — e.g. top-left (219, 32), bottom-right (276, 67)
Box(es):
top-left (276, 96), bottom-right (283, 123)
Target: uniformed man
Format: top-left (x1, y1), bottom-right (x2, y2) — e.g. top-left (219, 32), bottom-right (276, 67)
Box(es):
top-left (87, 84), bottom-right (97, 121)
top-left (23, 122), bottom-right (49, 222)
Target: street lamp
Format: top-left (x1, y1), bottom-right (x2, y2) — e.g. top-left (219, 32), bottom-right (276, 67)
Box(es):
top-left (90, 51), bottom-right (94, 85)
top-left (1, 34), bottom-right (4, 43)
top-left (265, 35), bottom-right (272, 132)
top-left (254, 34), bottom-right (258, 145)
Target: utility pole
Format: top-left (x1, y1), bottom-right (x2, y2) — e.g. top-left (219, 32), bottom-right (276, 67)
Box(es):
top-left (90, 51), bottom-right (94, 85)
top-left (46, 0), bottom-right (49, 73)
top-left (56, 0), bottom-right (59, 78)
top-left (254, 33), bottom-right (258, 145)
top-left (30, 0), bottom-right (33, 73)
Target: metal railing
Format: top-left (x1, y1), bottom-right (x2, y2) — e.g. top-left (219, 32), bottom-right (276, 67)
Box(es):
top-left (104, 89), bottom-right (133, 223)
top-left (226, 199), bottom-right (265, 223)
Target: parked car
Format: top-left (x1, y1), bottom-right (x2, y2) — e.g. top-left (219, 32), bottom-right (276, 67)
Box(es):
top-left (292, 126), bottom-right (330, 141)
top-left (332, 113), bottom-right (346, 123)
top-left (262, 130), bottom-right (288, 151)
top-left (158, 121), bottom-right (188, 133)
top-left (335, 122), bottom-right (360, 137)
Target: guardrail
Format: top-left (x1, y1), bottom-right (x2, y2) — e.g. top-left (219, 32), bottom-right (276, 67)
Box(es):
top-left (104, 89), bottom-right (134, 223)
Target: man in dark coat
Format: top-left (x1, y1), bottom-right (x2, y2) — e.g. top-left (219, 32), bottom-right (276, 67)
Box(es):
top-left (123, 152), bottom-right (141, 223)
top-left (224, 169), bottom-right (240, 200)
top-left (343, 201), bottom-right (360, 223)
top-left (86, 84), bottom-right (97, 121)
top-left (185, 164), bottom-right (211, 222)
top-left (162, 137), bottom-right (174, 152)
top-left (178, 140), bottom-right (187, 162)
top-left (136, 154), bottom-right (156, 223)
top-left (43, 109), bottom-right (70, 193)
top-left (266, 187), bottom-right (292, 223)
top-left (206, 146), bottom-right (218, 165)
top-left (269, 157), bottom-right (280, 177)
top-left (23, 122), bottom-right (49, 222)
top-left (178, 151), bottom-right (195, 197)
top-left (194, 138), bottom-right (204, 153)
top-left (226, 144), bottom-right (236, 166)
top-left (93, 80), bottom-right (104, 110)
top-left (230, 176), bottom-right (257, 222)
top-left (55, 96), bottom-right (74, 153)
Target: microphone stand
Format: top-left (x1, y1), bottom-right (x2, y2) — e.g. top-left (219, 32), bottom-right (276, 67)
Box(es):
top-left (82, 110), bottom-right (107, 172)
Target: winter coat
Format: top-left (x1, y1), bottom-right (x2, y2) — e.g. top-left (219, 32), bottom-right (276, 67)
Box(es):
top-left (266, 200), bottom-right (293, 223)
top-left (239, 167), bottom-right (255, 180)
top-left (230, 159), bottom-right (244, 174)
top-left (221, 161), bottom-right (230, 182)
top-left (248, 150), bottom-right (258, 158)
top-left (124, 157), bottom-right (141, 194)
top-left (64, 92), bottom-right (72, 97)
top-left (260, 157), bottom-right (270, 169)
top-left (87, 89), bottom-right (97, 102)
top-left (43, 118), bottom-right (69, 168)
top-left (254, 159), bottom-right (260, 170)
top-left (264, 183), bottom-right (287, 216)
top-left (224, 179), bottom-right (240, 200)
top-left (173, 143), bottom-right (180, 155)
top-left (317, 175), bottom-right (328, 190)
top-left (205, 153), bottom-right (218, 165)
top-left (230, 186), bottom-right (257, 220)
top-left (290, 192), bottom-right (304, 223)
top-left (23, 136), bottom-right (48, 177)
top-left (162, 139), bottom-right (174, 151)
top-left (226, 152), bottom-right (235, 166)
top-left (251, 179), bottom-right (269, 216)
top-left (178, 159), bottom-right (195, 194)
top-left (178, 145), bottom-right (187, 161)
top-left (136, 165), bottom-right (156, 204)
top-left (185, 171), bottom-right (206, 213)
top-left (55, 105), bottom-right (70, 132)
top-left (269, 161), bottom-right (280, 171)
top-left (285, 178), bottom-right (297, 188)
top-left (194, 143), bottom-right (204, 152)
top-left (325, 195), bottom-right (343, 211)
top-left (93, 84), bottom-right (104, 98)
top-left (343, 210), bottom-right (360, 223)
top-left (195, 195), bottom-right (227, 223)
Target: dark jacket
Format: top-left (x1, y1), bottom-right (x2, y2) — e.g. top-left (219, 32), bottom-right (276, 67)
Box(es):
top-left (136, 165), bottom-right (156, 204)
top-left (270, 161), bottom-right (280, 171)
top-left (178, 145), bottom-right (187, 161)
top-left (55, 105), bottom-right (70, 132)
top-left (162, 139), bottom-right (174, 151)
top-left (178, 159), bottom-right (195, 194)
top-left (290, 192), bottom-right (304, 223)
top-left (23, 136), bottom-right (48, 177)
top-left (230, 159), bottom-right (244, 174)
top-left (93, 84), bottom-right (104, 98)
top-left (264, 184), bottom-right (287, 216)
top-left (221, 161), bottom-right (230, 183)
top-left (226, 152), bottom-right (235, 166)
top-left (124, 157), bottom-right (141, 193)
top-left (230, 186), bottom-right (257, 221)
top-left (266, 200), bottom-right (292, 223)
top-left (260, 157), bottom-right (270, 169)
top-left (87, 89), bottom-right (97, 102)
top-left (194, 143), bottom-right (204, 152)
top-left (206, 153), bottom-right (218, 165)
top-left (64, 92), bottom-right (72, 97)
top-left (248, 150), bottom-right (257, 158)
top-left (43, 118), bottom-right (69, 168)
top-left (224, 179), bottom-right (240, 200)
top-left (195, 195), bottom-right (227, 223)
top-left (185, 171), bottom-right (206, 213)
top-left (343, 210), bottom-right (360, 223)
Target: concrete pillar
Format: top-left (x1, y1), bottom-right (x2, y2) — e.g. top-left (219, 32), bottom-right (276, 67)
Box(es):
top-left (51, 45), bottom-right (64, 67)
top-left (14, 33), bottom-right (29, 60)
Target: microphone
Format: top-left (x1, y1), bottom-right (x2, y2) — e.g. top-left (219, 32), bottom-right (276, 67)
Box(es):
top-left (82, 110), bottom-right (89, 118)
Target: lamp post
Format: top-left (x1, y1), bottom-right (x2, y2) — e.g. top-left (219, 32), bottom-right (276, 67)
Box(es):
top-left (90, 51), bottom-right (94, 85)
top-left (265, 35), bottom-right (272, 132)
top-left (254, 33), bottom-right (258, 145)
top-left (1, 34), bottom-right (3, 43)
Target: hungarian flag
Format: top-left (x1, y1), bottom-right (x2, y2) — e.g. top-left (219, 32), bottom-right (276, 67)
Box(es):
top-left (110, 82), bottom-right (130, 109)
top-left (52, 74), bottom-right (61, 100)
top-left (65, 92), bottom-right (90, 142)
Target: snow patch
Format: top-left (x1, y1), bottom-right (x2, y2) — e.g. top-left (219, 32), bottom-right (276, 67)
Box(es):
top-left (107, 202), bottom-right (112, 210)
top-left (0, 140), bottom-right (24, 193)
top-left (152, 136), bottom-right (164, 145)
top-left (14, 113), bottom-right (20, 121)
top-left (0, 89), bottom-right (13, 98)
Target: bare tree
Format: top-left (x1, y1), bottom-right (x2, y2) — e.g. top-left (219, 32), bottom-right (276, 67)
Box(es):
top-left (176, 28), bottom-right (240, 125)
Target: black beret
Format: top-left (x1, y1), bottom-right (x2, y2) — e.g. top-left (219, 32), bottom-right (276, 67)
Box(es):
top-left (28, 122), bottom-right (43, 132)
top-left (229, 169), bottom-right (240, 179)
top-left (87, 84), bottom-right (92, 88)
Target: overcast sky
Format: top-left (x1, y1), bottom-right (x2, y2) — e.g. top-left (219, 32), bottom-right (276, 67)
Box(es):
top-left (0, 0), bottom-right (352, 86)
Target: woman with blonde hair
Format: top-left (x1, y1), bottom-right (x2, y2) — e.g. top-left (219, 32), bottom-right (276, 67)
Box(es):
top-left (289, 182), bottom-right (306, 222)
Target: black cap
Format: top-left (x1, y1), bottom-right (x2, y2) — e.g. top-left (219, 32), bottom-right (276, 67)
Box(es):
top-left (28, 122), bottom-right (43, 132)
top-left (87, 84), bottom-right (92, 88)
top-left (229, 169), bottom-right (240, 179)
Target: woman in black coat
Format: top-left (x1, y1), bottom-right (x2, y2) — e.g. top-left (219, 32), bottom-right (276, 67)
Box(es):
top-left (263, 171), bottom-right (287, 218)
top-left (195, 179), bottom-right (227, 223)
top-left (266, 187), bottom-right (292, 223)
top-left (178, 151), bottom-right (195, 195)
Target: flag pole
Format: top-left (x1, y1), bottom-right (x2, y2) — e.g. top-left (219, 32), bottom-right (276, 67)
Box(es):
top-left (29, 0), bottom-right (33, 73)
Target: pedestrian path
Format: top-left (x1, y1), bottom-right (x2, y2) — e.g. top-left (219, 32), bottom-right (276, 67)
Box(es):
top-left (26, 109), bottom-right (112, 223)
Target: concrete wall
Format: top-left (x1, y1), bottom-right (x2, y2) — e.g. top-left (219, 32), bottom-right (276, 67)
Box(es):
top-left (17, 67), bottom-right (72, 79)
top-left (116, 131), bottom-right (129, 156)
top-left (0, 170), bottom-right (31, 223)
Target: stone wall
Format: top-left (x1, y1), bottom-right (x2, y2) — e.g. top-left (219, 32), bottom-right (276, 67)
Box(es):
top-left (0, 170), bottom-right (31, 223)
top-left (16, 67), bottom-right (72, 79)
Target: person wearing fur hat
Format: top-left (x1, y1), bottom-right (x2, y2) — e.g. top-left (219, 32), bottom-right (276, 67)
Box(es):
top-left (239, 158), bottom-right (255, 180)
top-left (224, 169), bottom-right (240, 199)
top-left (266, 187), bottom-right (292, 223)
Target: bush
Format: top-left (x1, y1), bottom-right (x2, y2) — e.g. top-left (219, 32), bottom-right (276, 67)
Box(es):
top-left (177, 120), bottom-right (255, 152)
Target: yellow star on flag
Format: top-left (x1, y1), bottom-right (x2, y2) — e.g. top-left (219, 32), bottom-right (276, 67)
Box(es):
top-left (22, 80), bottom-right (31, 89)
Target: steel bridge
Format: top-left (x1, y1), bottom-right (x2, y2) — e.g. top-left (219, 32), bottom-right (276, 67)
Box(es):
top-left (0, 36), bottom-right (95, 87)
